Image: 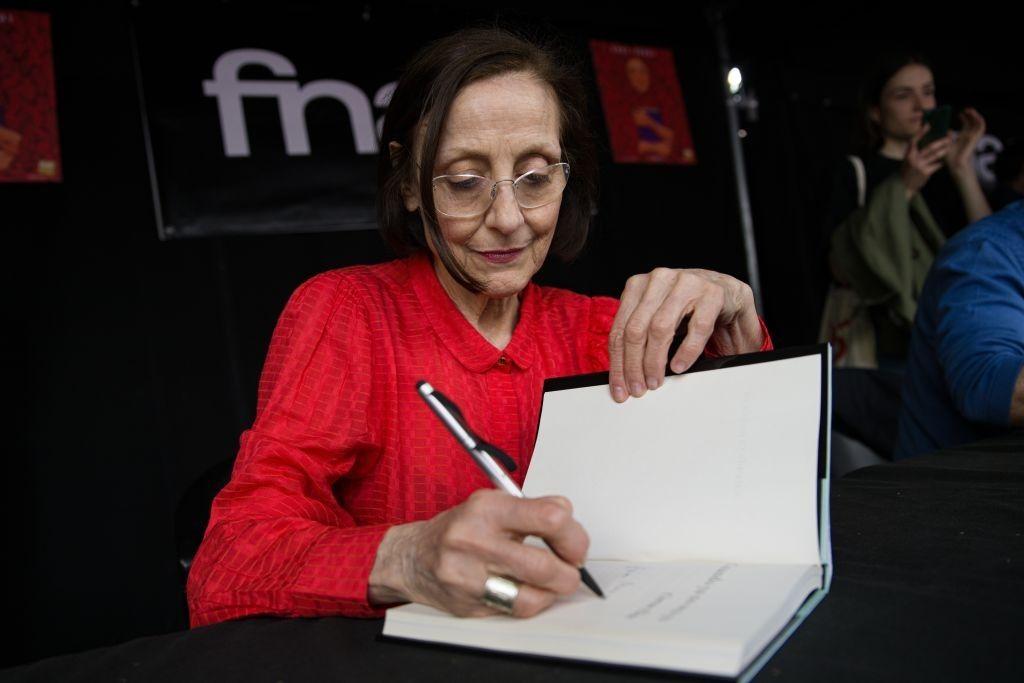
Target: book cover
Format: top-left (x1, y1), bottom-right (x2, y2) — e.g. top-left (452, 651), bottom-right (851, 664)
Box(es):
top-left (590, 39), bottom-right (697, 166)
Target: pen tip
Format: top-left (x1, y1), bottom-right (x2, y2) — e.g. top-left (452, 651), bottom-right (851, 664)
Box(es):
top-left (580, 567), bottom-right (605, 598)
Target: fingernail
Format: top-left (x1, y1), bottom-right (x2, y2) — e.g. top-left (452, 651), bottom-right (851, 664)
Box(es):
top-left (630, 381), bottom-right (644, 396)
top-left (612, 385), bottom-right (626, 402)
top-left (646, 376), bottom-right (658, 390)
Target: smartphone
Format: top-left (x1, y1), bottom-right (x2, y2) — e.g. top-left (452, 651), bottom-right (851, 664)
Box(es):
top-left (918, 105), bottom-right (952, 149)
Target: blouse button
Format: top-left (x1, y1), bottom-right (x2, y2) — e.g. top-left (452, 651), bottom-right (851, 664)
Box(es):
top-left (498, 356), bottom-right (507, 366)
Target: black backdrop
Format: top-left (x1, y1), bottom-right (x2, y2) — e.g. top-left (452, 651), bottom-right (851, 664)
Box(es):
top-left (4, 0), bottom-right (1022, 668)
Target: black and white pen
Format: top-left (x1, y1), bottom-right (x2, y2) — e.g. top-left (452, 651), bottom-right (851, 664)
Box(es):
top-left (416, 380), bottom-right (605, 599)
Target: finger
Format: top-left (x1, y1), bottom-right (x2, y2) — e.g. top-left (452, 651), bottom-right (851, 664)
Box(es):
top-left (483, 539), bottom-right (581, 596)
top-left (669, 289), bottom-right (723, 373)
top-left (498, 496), bottom-right (590, 567)
top-left (621, 270), bottom-right (675, 397)
top-left (920, 143), bottom-right (952, 166)
top-left (444, 566), bottom-right (559, 618)
top-left (608, 275), bottom-right (647, 402)
top-left (909, 122), bottom-right (930, 152)
top-left (506, 582), bottom-right (559, 618)
top-left (543, 495), bottom-right (573, 513)
top-left (504, 494), bottom-right (573, 539)
top-left (922, 137), bottom-right (952, 158)
top-left (641, 278), bottom-right (698, 388)
top-left (921, 158), bottom-right (944, 176)
top-left (962, 107), bottom-right (981, 128)
top-left (970, 108), bottom-right (986, 132)
top-left (958, 109), bottom-right (984, 142)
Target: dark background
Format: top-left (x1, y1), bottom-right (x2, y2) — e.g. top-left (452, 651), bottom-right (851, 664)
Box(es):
top-left (3, 0), bottom-right (1021, 668)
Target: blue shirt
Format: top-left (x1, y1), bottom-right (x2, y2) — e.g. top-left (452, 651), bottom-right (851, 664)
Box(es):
top-left (896, 200), bottom-right (1024, 459)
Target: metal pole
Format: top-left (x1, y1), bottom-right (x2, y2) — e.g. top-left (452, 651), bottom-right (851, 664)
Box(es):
top-left (709, 8), bottom-right (764, 313)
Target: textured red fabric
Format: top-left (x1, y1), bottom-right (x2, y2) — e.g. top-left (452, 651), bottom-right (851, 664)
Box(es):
top-left (187, 253), bottom-right (772, 627)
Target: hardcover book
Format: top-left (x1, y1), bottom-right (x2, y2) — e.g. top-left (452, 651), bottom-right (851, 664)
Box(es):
top-left (384, 346), bottom-right (833, 680)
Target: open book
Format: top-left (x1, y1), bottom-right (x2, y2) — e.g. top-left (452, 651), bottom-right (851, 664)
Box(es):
top-left (384, 346), bottom-right (833, 680)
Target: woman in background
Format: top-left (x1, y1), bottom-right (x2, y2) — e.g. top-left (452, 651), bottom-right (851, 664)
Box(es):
top-left (824, 52), bottom-right (990, 368)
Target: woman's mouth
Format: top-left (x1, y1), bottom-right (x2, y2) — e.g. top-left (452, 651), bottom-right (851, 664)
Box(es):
top-left (476, 247), bottom-right (526, 264)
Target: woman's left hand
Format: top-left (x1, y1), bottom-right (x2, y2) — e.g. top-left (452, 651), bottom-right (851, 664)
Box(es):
top-left (608, 268), bottom-right (764, 402)
top-left (945, 107), bottom-right (986, 179)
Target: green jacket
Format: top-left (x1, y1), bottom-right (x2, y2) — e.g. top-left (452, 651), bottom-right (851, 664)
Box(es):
top-left (830, 174), bottom-right (946, 356)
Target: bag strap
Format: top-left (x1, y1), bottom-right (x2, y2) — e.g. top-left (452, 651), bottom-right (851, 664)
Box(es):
top-left (847, 155), bottom-right (866, 208)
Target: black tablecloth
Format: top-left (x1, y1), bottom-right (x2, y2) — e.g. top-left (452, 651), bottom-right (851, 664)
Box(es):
top-left (5, 434), bottom-right (1023, 682)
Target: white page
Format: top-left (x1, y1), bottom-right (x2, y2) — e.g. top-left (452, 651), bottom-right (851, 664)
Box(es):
top-left (384, 560), bottom-right (821, 676)
top-left (524, 355), bottom-right (822, 565)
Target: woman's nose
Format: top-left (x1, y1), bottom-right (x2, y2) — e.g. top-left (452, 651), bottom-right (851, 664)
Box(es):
top-left (485, 182), bottom-right (523, 234)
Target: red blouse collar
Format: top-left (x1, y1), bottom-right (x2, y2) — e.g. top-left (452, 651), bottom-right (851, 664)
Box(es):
top-left (408, 252), bottom-right (538, 373)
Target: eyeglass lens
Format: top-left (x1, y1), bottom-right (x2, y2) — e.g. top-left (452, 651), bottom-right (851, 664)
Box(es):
top-left (432, 163), bottom-right (569, 218)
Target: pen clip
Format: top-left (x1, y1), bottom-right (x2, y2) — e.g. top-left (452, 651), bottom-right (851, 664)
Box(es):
top-left (420, 382), bottom-right (518, 473)
top-left (432, 390), bottom-right (467, 426)
top-left (476, 440), bottom-right (518, 474)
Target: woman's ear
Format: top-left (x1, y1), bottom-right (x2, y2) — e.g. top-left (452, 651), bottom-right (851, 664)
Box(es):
top-left (868, 106), bottom-right (881, 126)
top-left (387, 141), bottom-right (404, 168)
top-left (389, 141), bottom-right (420, 212)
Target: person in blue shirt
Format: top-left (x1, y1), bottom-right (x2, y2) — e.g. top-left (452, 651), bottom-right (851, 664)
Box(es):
top-left (896, 200), bottom-right (1024, 458)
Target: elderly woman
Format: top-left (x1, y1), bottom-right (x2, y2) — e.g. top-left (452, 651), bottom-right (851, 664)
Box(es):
top-left (187, 28), bottom-right (769, 626)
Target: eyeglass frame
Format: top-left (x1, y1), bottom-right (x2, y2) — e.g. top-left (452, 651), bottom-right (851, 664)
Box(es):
top-left (427, 162), bottom-right (571, 218)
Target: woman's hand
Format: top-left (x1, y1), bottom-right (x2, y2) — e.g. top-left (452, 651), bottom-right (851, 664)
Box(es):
top-left (902, 124), bottom-right (953, 198)
top-left (368, 490), bottom-right (589, 617)
top-left (608, 268), bottom-right (763, 402)
top-left (945, 107), bottom-right (986, 180)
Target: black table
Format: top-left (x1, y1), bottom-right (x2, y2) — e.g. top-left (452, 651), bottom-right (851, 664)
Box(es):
top-left (5, 434), bottom-right (1023, 682)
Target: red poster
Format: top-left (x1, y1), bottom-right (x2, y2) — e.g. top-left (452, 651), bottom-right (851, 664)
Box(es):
top-left (590, 40), bottom-right (696, 166)
top-left (0, 9), bottom-right (62, 182)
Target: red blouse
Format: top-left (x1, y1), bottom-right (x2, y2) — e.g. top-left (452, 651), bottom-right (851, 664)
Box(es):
top-left (186, 253), bottom-right (771, 627)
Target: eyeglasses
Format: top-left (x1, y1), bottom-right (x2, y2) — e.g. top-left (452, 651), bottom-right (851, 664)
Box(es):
top-left (431, 162), bottom-right (570, 219)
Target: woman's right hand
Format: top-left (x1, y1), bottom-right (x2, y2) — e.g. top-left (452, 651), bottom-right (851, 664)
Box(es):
top-left (368, 489), bottom-right (589, 617)
top-left (901, 124), bottom-right (953, 198)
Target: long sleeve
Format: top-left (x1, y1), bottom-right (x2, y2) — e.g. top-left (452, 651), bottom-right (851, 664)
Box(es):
top-left (187, 273), bottom-right (390, 627)
top-left (933, 238), bottom-right (1024, 425)
top-left (578, 295), bottom-right (619, 372)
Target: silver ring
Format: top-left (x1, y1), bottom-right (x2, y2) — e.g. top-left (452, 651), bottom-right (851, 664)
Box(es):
top-left (481, 575), bottom-right (519, 614)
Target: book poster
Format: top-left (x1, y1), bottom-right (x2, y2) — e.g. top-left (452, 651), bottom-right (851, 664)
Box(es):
top-left (590, 40), bottom-right (696, 166)
top-left (0, 9), bottom-right (62, 182)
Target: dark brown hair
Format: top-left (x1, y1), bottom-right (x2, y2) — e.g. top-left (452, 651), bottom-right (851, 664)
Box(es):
top-left (377, 27), bottom-right (597, 292)
top-left (853, 50), bottom-right (933, 156)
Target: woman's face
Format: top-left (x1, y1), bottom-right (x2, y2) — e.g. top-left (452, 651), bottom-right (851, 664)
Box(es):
top-left (626, 58), bottom-right (651, 94)
top-left (404, 72), bottom-right (563, 300)
top-left (872, 63), bottom-right (936, 141)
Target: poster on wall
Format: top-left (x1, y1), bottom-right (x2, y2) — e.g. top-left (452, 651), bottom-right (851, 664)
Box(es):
top-left (0, 9), bottom-right (62, 183)
top-left (590, 40), bottom-right (696, 166)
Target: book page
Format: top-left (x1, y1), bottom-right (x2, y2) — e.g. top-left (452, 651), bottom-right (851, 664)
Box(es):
top-left (524, 355), bottom-right (822, 565)
top-left (512, 560), bottom-right (820, 644)
top-left (384, 560), bottom-right (822, 676)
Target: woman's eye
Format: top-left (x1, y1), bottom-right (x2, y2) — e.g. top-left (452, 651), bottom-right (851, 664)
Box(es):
top-left (446, 176), bottom-right (482, 191)
top-left (522, 172), bottom-right (551, 186)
